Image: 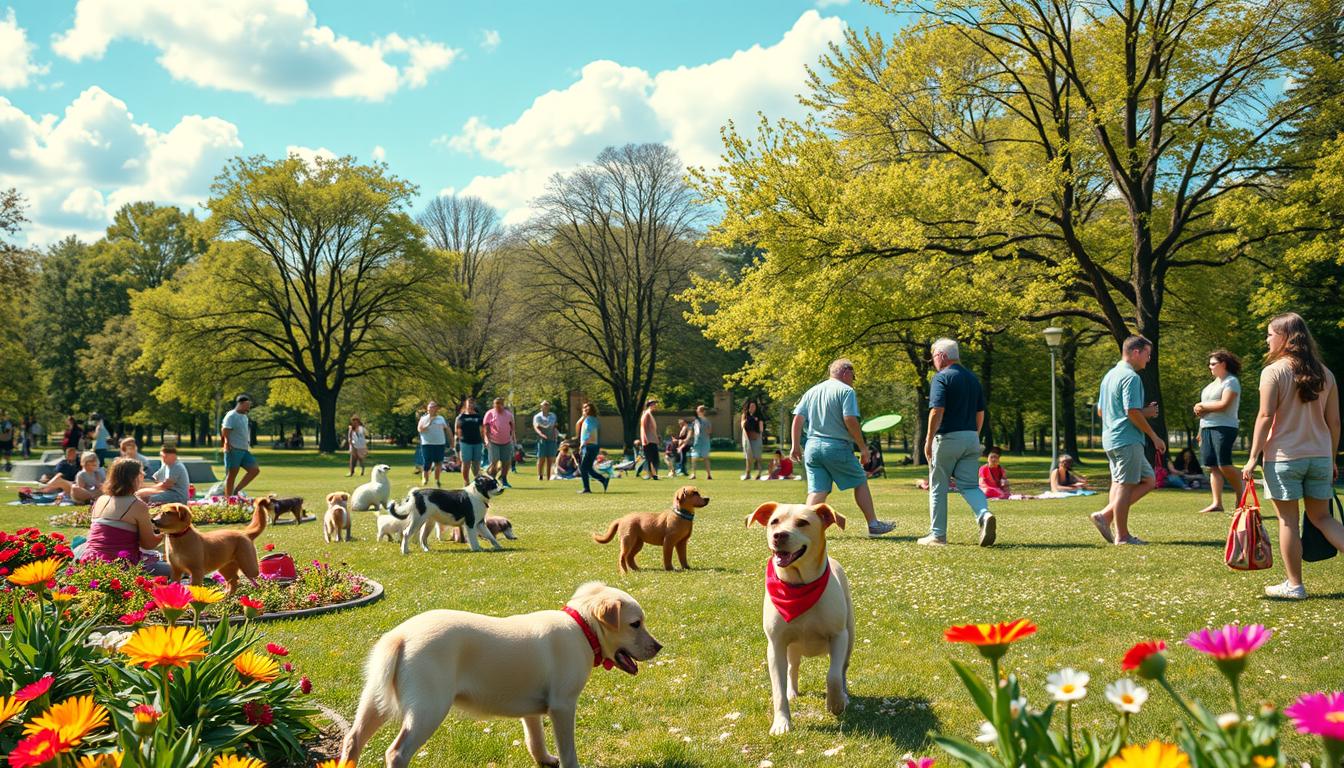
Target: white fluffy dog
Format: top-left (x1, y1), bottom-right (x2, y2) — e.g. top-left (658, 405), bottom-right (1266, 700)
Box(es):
top-left (351, 464), bottom-right (392, 512)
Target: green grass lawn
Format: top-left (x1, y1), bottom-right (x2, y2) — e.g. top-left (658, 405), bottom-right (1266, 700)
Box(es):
top-left (5, 449), bottom-right (1343, 767)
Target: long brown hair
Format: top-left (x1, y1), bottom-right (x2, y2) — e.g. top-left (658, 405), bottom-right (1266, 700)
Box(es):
top-left (103, 457), bottom-right (143, 497)
top-left (1267, 312), bottom-right (1327, 402)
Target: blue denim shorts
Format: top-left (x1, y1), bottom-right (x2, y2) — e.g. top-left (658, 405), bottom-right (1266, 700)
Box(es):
top-left (1105, 443), bottom-right (1154, 485)
top-left (1263, 457), bottom-right (1333, 501)
top-left (803, 439), bottom-right (866, 493)
top-left (223, 448), bottom-right (258, 471)
top-left (458, 442), bottom-right (485, 465)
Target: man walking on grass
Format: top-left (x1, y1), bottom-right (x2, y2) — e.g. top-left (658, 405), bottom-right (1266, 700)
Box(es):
top-left (639, 399), bottom-right (660, 480)
top-left (920, 338), bottom-right (996, 547)
top-left (221, 395), bottom-right (259, 497)
top-left (483, 397), bottom-right (515, 488)
top-left (1092, 335), bottom-right (1166, 546)
top-left (791, 359), bottom-right (896, 537)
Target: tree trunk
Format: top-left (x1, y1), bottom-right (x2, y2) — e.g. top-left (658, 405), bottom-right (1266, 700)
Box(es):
top-left (979, 337), bottom-right (994, 454)
top-left (316, 391), bottom-right (340, 453)
top-left (621, 409), bottom-right (639, 455)
top-left (1012, 411), bottom-right (1025, 453)
top-left (1133, 313), bottom-right (1167, 458)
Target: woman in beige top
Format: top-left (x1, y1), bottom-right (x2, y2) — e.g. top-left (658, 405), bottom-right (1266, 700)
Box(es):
top-left (1241, 312), bottom-right (1342, 599)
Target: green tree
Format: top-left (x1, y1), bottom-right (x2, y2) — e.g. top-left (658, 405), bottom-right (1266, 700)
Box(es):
top-left (134, 154), bottom-right (460, 452)
top-left (0, 189), bottom-right (45, 416)
top-left (100, 202), bottom-right (207, 288)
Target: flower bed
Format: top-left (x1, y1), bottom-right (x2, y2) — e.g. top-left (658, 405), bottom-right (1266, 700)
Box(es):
top-left (0, 558), bottom-right (345, 767)
top-left (50, 499), bottom-right (255, 529)
top-left (0, 528), bottom-right (76, 575)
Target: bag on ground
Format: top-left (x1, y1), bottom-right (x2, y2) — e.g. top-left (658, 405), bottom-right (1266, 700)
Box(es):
top-left (1225, 484), bottom-right (1273, 571)
top-left (1301, 493), bottom-right (1340, 563)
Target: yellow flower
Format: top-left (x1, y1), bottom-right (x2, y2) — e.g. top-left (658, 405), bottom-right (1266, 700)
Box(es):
top-left (1105, 742), bottom-right (1191, 768)
top-left (1252, 757), bottom-right (1276, 768)
top-left (188, 585), bottom-right (226, 605)
top-left (0, 694), bottom-right (26, 722)
top-left (22, 695), bottom-right (109, 746)
top-left (316, 761), bottom-right (355, 768)
top-left (76, 752), bottom-right (124, 768)
top-left (211, 755), bottom-right (266, 768)
top-left (8, 558), bottom-right (61, 588)
top-left (50, 592), bottom-right (75, 603)
top-left (233, 651), bottom-right (281, 683)
top-left (120, 625), bottom-right (209, 669)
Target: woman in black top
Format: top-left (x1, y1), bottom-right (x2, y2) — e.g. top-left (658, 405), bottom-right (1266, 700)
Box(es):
top-left (740, 399), bottom-right (764, 480)
top-left (62, 415), bottom-right (84, 451)
top-left (455, 397), bottom-right (485, 485)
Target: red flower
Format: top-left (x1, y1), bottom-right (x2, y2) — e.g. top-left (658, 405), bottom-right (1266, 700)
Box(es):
top-left (242, 701), bottom-right (273, 726)
top-left (266, 643), bottom-right (288, 657)
top-left (119, 609), bottom-right (148, 625)
top-left (239, 596), bottom-right (263, 610)
top-left (282, 662), bottom-right (294, 673)
top-left (944, 620), bottom-right (1038, 659)
top-left (27, 543), bottom-right (46, 558)
top-left (49, 533), bottom-right (65, 542)
top-left (8, 728), bottom-right (70, 768)
top-left (14, 675), bottom-right (53, 702)
top-left (263, 543), bottom-right (275, 552)
top-left (0, 547), bottom-right (20, 562)
top-left (123, 591), bottom-right (135, 600)
top-left (109, 579), bottom-right (122, 592)
top-left (1121, 640), bottom-right (1168, 680)
top-left (299, 676), bottom-right (312, 694)
top-left (150, 583), bottom-right (192, 611)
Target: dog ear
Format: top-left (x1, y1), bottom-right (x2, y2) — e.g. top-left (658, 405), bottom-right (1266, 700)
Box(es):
top-left (593, 596), bottom-right (622, 630)
top-left (673, 486), bottom-right (688, 508)
top-left (745, 502), bottom-right (777, 527)
top-left (813, 504), bottom-right (846, 530)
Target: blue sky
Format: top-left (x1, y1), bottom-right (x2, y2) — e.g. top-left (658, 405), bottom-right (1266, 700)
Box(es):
top-left (0, 0), bottom-right (896, 245)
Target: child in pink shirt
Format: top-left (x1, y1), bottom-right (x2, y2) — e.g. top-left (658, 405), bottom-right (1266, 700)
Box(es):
top-left (979, 446), bottom-right (1011, 499)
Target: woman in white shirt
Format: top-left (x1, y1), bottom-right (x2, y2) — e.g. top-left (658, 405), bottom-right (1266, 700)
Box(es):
top-left (1192, 349), bottom-right (1243, 512)
top-left (347, 415), bottom-right (369, 477)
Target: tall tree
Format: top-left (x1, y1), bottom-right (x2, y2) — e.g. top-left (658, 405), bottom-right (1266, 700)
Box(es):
top-left (134, 154), bottom-right (457, 452)
top-left (521, 143), bottom-right (705, 450)
top-left (101, 202), bottom-right (207, 288)
top-left (0, 190), bottom-right (44, 415)
top-left (416, 195), bottom-right (509, 398)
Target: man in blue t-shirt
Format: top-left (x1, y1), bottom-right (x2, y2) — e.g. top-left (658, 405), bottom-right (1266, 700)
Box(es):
top-left (791, 359), bottom-right (895, 537)
top-left (921, 339), bottom-right (995, 547)
top-left (221, 395), bottom-right (259, 497)
top-left (1091, 335), bottom-right (1165, 546)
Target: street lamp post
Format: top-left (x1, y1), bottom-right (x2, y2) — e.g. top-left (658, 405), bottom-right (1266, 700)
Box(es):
top-left (1085, 398), bottom-right (1096, 450)
top-left (1043, 327), bottom-right (1065, 469)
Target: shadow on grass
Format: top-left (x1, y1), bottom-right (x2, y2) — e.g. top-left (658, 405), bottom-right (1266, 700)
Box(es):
top-left (819, 694), bottom-right (940, 749)
top-left (1164, 539), bottom-right (1225, 547)
top-left (995, 542), bottom-right (1100, 550)
top-left (621, 759), bottom-right (708, 768)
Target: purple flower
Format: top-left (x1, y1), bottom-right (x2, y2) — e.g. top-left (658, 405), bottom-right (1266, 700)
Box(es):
top-left (116, 550), bottom-right (132, 559)
top-left (211, 573), bottom-right (226, 584)
top-left (88, 579), bottom-right (99, 590)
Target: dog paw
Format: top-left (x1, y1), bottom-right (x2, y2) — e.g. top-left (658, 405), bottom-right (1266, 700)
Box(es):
top-left (826, 687), bottom-right (849, 717)
top-left (536, 755), bottom-right (560, 767)
top-left (769, 717), bottom-right (792, 735)
top-left (786, 686), bottom-right (799, 701)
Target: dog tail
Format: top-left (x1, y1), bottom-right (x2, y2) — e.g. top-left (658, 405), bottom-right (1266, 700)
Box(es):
top-left (244, 497), bottom-right (268, 540)
top-left (592, 520), bottom-right (619, 544)
top-left (364, 632), bottom-right (406, 721)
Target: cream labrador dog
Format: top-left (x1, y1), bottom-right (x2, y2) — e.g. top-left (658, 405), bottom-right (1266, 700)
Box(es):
top-left (746, 502), bottom-right (854, 735)
top-left (339, 581), bottom-right (662, 768)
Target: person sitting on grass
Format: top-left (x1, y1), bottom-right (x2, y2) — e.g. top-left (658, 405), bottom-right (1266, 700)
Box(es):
top-left (24, 451), bottom-right (106, 504)
top-left (1050, 454), bottom-right (1090, 492)
top-left (134, 444), bottom-right (190, 505)
top-left (38, 446), bottom-right (82, 485)
top-left (764, 449), bottom-right (794, 480)
top-left (119, 437), bottom-right (152, 468)
top-left (553, 442), bottom-right (580, 479)
top-left (1173, 447), bottom-right (1205, 488)
top-left (978, 446), bottom-right (1012, 499)
top-left (71, 458), bottom-right (170, 577)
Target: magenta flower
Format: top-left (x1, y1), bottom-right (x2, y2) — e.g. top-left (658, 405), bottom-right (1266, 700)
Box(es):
top-left (1185, 624), bottom-right (1272, 660)
top-left (1285, 691), bottom-right (1344, 741)
top-left (905, 758), bottom-right (935, 768)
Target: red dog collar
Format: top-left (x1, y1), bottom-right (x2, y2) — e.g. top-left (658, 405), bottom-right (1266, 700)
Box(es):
top-left (766, 558), bottom-right (831, 622)
top-left (167, 527), bottom-right (192, 539)
top-left (562, 606), bottom-right (614, 670)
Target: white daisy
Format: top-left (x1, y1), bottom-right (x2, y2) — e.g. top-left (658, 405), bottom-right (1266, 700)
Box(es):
top-left (1104, 679), bottom-right (1148, 713)
top-left (1045, 668), bottom-right (1090, 702)
top-left (975, 721), bottom-right (998, 743)
top-left (1010, 696), bottom-right (1028, 718)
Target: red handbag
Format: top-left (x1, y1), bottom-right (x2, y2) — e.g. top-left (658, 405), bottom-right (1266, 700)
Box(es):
top-left (259, 552), bottom-right (297, 581)
top-left (1225, 484), bottom-right (1273, 571)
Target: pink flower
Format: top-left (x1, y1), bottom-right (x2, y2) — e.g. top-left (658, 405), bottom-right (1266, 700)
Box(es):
top-left (300, 676), bottom-right (312, 694)
top-left (1185, 624), bottom-right (1272, 660)
top-left (905, 758), bottom-right (935, 768)
top-left (1285, 691), bottom-right (1344, 741)
top-left (150, 583), bottom-right (193, 611)
top-left (282, 662), bottom-right (294, 673)
top-left (305, 593), bottom-right (319, 603)
top-left (266, 643), bottom-right (288, 657)
top-left (14, 675), bottom-right (53, 702)
top-left (119, 609), bottom-right (148, 625)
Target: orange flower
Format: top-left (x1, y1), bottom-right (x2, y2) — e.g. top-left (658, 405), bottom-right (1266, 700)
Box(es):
top-left (0, 695), bottom-right (26, 723)
top-left (7, 558), bottom-right (61, 589)
top-left (120, 625), bottom-right (209, 668)
top-left (211, 755), bottom-right (266, 768)
top-left (944, 620), bottom-right (1038, 659)
top-left (316, 761), bottom-right (356, 768)
top-left (76, 752), bottom-right (124, 768)
top-left (22, 695), bottom-right (109, 746)
top-left (233, 651), bottom-right (281, 683)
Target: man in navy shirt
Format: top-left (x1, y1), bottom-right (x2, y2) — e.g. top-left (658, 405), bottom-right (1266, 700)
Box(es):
top-left (921, 339), bottom-right (995, 546)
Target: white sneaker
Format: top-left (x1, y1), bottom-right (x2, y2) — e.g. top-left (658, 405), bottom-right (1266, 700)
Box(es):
top-left (979, 513), bottom-right (997, 547)
top-left (917, 534), bottom-right (947, 546)
top-left (1264, 580), bottom-right (1307, 600)
top-left (740, 474), bottom-right (749, 480)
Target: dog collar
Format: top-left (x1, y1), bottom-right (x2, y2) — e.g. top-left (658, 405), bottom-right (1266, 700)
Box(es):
top-left (765, 558), bottom-right (831, 623)
top-left (167, 526), bottom-right (191, 539)
top-left (672, 507), bottom-right (695, 522)
top-left (562, 606), bottom-right (614, 670)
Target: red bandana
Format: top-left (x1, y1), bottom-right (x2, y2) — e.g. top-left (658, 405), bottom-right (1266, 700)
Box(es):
top-left (766, 558), bottom-right (830, 622)
top-left (563, 605), bottom-right (614, 670)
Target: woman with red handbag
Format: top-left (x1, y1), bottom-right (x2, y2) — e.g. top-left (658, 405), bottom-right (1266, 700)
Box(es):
top-left (1241, 312), bottom-right (1343, 599)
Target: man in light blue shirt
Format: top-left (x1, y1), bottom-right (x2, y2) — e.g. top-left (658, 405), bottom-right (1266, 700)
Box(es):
top-left (1092, 336), bottom-right (1166, 546)
top-left (221, 394), bottom-right (260, 497)
top-left (791, 359), bottom-right (894, 537)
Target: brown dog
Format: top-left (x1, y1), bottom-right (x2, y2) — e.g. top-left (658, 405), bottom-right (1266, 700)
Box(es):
top-left (151, 501), bottom-right (266, 591)
top-left (448, 515), bottom-right (516, 544)
top-left (593, 486), bottom-right (710, 573)
top-left (324, 492), bottom-right (351, 543)
top-left (263, 494), bottom-right (305, 524)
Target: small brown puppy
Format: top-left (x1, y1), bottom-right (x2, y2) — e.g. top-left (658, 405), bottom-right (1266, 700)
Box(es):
top-left (593, 486), bottom-right (710, 573)
top-left (264, 494), bottom-right (305, 525)
top-left (152, 501), bottom-right (266, 592)
top-left (324, 492), bottom-right (351, 543)
top-left (448, 514), bottom-right (516, 544)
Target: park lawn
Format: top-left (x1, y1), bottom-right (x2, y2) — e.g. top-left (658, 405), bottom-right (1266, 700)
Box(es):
top-left (5, 448), bottom-right (1343, 767)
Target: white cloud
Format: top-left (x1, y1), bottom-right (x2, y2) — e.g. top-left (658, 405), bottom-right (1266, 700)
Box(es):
top-left (437, 186), bottom-right (455, 197)
top-left (442, 11), bottom-right (845, 224)
top-left (52, 0), bottom-right (459, 103)
top-left (481, 29), bottom-right (500, 52)
top-left (816, 0), bottom-right (851, 7)
top-left (286, 145), bottom-right (337, 166)
top-left (371, 145), bottom-right (386, 162)
top-left (0, 8), bottom-right (46, 89)
top-left (0, 87), bottom-right (243, 245)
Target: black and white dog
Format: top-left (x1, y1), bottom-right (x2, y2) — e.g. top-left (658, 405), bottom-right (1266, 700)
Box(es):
top-left (388, 474), bottom-right (506, 554)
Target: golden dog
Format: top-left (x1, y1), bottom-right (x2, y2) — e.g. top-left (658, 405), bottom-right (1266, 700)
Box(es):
top-left (592, 486), bottom-right (710, 572)
top-left (151, 501), bottom-right (266, 592)
top-left (324, 492), bottom-right (351, 543)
